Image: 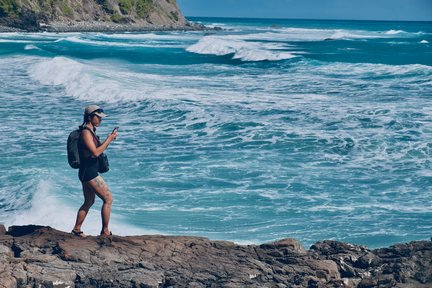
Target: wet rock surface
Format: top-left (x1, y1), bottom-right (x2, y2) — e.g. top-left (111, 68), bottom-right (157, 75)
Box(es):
top-left (0, 225), bottom-right (430, 288)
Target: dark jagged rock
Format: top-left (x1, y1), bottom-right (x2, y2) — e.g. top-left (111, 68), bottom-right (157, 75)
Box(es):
top-left (6, 224), bottom-right (46, 237)
top-left (0, 224), bottom-right (430, 287)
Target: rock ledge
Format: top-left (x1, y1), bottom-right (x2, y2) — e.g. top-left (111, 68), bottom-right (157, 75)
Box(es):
top-left (0, 225), bottom-right (431, 287)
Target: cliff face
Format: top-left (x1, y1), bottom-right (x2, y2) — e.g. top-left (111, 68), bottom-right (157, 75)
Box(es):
top-left (0, 225), bottom-right (431, 288)
top-left (0, 0), bottom-right (192, 31)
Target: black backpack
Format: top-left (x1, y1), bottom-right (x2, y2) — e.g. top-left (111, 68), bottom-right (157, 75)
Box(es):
top-left (67, 127), bottom-right (83, 169)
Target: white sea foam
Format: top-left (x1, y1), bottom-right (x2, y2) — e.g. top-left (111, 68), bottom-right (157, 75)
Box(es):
top-left (186, 36), bottom-right (297, 61)
top-left (28, 57), bottom-right (108, 101)
top-left (307, 205), bottom-right (356, 212)
top-left (48, 33), bottom-right (196, 49)
top-left (420, 40), bottom-right (429, 44)
top-left (308, 62), bottom-right (432, 77)
top-left (304, 200), bottom-right (432, 214)
top-left (26, 56), bottom-right (224, 103)
top-left (186, 25), bottom-right (423, 61)
top-left (24, 44), bottom-right (40, 50)
top-left (385, 29), bottom-right (406, 35)
top-left (61, 36), bottom-right (122, 46)
top-left (0, 32), bottom-right (81, 43)
top-left (59, 36), bottom-right (181, 48)
top-left (208, 22), bottom-right (227, 27)
top-left (0, 39), bottom-right (32, 43)
top-left (26, 55), bottom-right (432, 105)
top-left (27, 57), bottom-right (169, 102)
top-left (230, 239), bottom-right (258, 245)
top-left (4, 179), bottom-right (161, 236)
top-left (267, 27), bottom-right (422, 41)
top-left (97, 32), bottom-right (199, 41)
top-left (271, 27), bottom-right (396, 41)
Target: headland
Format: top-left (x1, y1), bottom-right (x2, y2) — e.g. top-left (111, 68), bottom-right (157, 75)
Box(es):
top-left (0, 0), bottom-right (207, 32)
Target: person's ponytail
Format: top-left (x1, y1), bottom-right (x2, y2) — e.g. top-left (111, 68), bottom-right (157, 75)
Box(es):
top-left (80, 114), bottom-right (89, 129)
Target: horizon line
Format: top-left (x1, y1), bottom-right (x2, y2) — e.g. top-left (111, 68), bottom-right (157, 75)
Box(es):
top-left (184, 15), bottom-right (432, 23)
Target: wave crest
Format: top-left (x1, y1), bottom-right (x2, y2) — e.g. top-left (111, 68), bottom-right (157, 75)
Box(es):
top-left (385, 29), bottom-right (406, 35)
top-left (186, 36), bottom-right (297, 61)
top-left (27, 57), bottom-right (132, 102)
top-left (26, 56), bottom-right (220, 103)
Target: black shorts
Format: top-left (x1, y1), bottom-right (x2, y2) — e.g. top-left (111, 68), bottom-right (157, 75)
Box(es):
top-left (78, 158), bottom-right (99, 182)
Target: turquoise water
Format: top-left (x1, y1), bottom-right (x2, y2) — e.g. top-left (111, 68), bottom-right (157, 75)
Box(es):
top-left (0, 18), bottom-right (431, 248)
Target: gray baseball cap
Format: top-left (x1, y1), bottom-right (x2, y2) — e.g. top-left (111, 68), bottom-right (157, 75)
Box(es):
top-left (84, 105), bottom-right (107, 118)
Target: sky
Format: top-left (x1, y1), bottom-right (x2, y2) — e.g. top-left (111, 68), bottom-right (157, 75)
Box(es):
top-left (176, 0), bottom-right (432, 21)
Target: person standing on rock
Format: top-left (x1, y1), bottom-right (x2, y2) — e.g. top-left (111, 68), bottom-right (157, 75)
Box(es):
top-left (72, 105), bottom-right (118, 237)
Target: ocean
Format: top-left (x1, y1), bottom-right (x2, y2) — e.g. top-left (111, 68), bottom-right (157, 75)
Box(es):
top-left (0, 17), bottom-right (431, 248)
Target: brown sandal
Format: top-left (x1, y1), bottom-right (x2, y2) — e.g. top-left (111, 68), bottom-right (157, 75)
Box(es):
top-left (71, 230), bottom-right (87, 237)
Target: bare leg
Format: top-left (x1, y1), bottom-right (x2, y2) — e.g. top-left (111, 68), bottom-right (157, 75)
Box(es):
top-left (73, 183), bottom-right (95, 235)
top-left (87, 176), bottom-right (113, 235)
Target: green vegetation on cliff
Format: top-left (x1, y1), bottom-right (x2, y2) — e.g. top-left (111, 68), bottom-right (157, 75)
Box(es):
top-left (96, 0), bottom-right (114, 14)
top-left (170, 10), bottom-right (178, 21)
top-left (60, 3), bottom-right (73, 17)
top-left (0, 0), bottom-right (20, 17)
top-left (136, 0), bottom-right (152, 18)
top-left (118, 0), bottom-right (132, 14)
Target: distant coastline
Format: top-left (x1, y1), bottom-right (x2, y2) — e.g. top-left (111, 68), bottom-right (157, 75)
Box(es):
top-left (2, 14), bottom-right (430, 33)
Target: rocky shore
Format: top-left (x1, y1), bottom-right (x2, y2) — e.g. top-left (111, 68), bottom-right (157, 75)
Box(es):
top-left (0, 225), bottom-right (431, 287)
top-left (0, 21), bottom-right (206, 33)
top-left (0, 19), bottom-right (207, 33)
top-left (0, 22), bottom-right (206, 33)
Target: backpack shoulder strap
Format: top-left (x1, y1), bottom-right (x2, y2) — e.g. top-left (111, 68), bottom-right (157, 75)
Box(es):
top-left (82, 126), bottom-right (101, 146)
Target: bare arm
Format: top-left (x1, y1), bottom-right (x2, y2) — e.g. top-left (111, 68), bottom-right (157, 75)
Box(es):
top-left (82, 129), bottom-right (117, 157)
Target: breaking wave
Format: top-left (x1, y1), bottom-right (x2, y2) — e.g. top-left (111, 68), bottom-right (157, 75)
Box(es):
top-left (187, 36), bottom-right (297, 61)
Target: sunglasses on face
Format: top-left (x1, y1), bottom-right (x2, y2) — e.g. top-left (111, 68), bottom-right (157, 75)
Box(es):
top-left (91, 108), bottom-right (104, 114)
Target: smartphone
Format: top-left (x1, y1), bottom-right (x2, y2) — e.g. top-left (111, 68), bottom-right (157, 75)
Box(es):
top-left (112, 126), bottom-right (119, 134)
